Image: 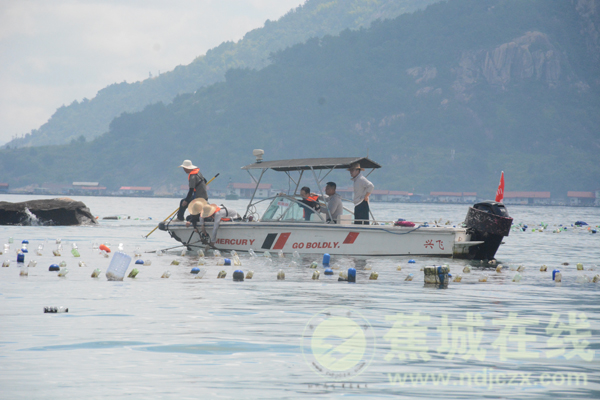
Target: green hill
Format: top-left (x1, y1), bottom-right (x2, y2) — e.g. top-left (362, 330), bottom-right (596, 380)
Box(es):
top-left (4, 0), bottom-right (438, 149)
top-left (1, 0), bottom-right (599, 196)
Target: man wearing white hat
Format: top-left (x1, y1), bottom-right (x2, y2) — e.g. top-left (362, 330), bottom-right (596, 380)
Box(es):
top-left (186, 198), bottom-right (240, 247)
top-left (176, 159), bottom-right (208, 221)
top-left (348, 162), bottom-right (374, 225)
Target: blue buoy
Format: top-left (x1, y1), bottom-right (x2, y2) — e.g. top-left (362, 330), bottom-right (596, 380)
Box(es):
top-left (17, 253), bottom-right (25, 263)
top-left (49, 264), bottom-right (60, 271)
top-left (408, 259), bottom-right (416, 264)
top-left (224, 258), bottom-right (231, 266)
top-left (324, 268), bottom-right (334, 275)
top-left (135, 259), bottom-right (144, 265)
top-left (233, 270), bottom-right (244, 281)
top-left (552, 269), bottom-right (560, 281)
top-left (22, 240), bottom-right (29, 244)
top-left (348, 268), bottom-right (356, 283)
top-left (21, 248), bottom-right (28, 253)
top-left (592, 229), bottom-right (597, 234)
top-left (322, 253), bottom-right (330, 267)
top-left (190, 267), bottom-right (200, 274)
top-left (448, 273), bottom-right (452, 278)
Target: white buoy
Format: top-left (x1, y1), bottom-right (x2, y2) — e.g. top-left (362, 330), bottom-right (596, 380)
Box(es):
top-left (396, 266), bottom-right (402, 271)
top-left (213, 249), bottom-right (221, 257)
top-left (161, 271), bottom-right (171, 279)
top-left (217, 270), bottom-right (227, 279)
top-left (278, 249), bottom-right (284, 258)
top-left (369, 272), bottom-right (379, 280)
top-left (517, 265), bottom-right (526, 272)
top-left (2, 260), bottom-right (9, 268)
top-left (170, 259), bottom-right (180, 265)
top-left (245, 270), bottom-right (254, 279)
top-left (576, 263), bottom-right (584, 271)
top-left (479, 275), bottom-right (488, 282)
top-left (263, 251), bottom-right (272, 259)
top-left (576, 275), bottom-right (590, 284)
top-left (496, 265), bottom-right (502, 273)
top-left (463, 266), bottom-right (471, 273)
top-left (512, 273), bottom-right (522, 282)
top-left (78, 261), bottom-right (86, 267)
top-left (197, 249), bottom-right (205, 258)
top-left (453, 275), bottom-right (462, 282)
top-left (28, 260), bottom-right (37, 268)
top-left (404, 273), bottom-right (414, 281)
top-left (197, 258), bottom-right (205, 266)
top-left (312, 270), bottom-right (320, 280)
top-left (91, 268), bottom-right (101, 278)
top-left (540, 265), bottom-right (547, 272)
top-left (555, 272), bottom-right (562, 282)
top-left (310, 261), bottom-right (318, 269)
top-left (592, 274), bottom-right (599, 283)
top-left (248, 249), bottom-right (256, 258)
top-left (277, 269), bottom-right (285, 280)
top-left (58, 267), bottom-right (69, 277)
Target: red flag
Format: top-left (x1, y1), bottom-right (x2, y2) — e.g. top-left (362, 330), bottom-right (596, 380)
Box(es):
top-left (495, 171), bottom-right (505, 202)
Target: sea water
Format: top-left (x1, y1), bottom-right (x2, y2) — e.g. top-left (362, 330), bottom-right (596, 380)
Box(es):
top-left (1, 194), bottom-right (599, 399)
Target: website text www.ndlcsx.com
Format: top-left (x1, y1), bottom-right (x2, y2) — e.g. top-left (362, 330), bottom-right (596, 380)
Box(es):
top-left (387, 369), bottom-right (588, 388)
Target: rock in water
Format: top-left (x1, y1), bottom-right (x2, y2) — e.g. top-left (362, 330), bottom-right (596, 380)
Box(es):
top-left (0, 198), bottom-right (96, 225)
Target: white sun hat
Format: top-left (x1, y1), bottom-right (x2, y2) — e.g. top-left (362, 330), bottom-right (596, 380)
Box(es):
top-left (179, 160), bottom-right (198, 169)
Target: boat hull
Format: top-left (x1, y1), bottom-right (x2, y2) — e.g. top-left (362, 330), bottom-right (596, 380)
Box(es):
top-left (164, 221), bottom-right (478, 258)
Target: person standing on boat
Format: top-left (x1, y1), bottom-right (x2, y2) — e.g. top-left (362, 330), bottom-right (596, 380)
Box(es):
top-left (176, 159), bottom-right (208, 221)
top-left (348, 163), bottom-right (373, 225)
top-left (318, 182), bottom-right (343, 223)
top-left (186, 199), bottom-right (240, 247)
top-left (299, 186), bottom-right (320, 221)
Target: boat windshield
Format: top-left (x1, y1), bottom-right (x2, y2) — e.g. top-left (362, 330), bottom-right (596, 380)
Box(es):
top-left (261, 196), bottom-right (325, 223)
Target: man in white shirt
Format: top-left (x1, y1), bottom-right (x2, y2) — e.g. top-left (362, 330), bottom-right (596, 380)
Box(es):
top-left (348, 163), bottom-right (374, 225)
top-left (319, 182), bottom-right (343, 223)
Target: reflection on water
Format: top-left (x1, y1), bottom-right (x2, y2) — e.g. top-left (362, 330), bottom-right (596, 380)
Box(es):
top-left (0, 195), bottom-right (599, 399)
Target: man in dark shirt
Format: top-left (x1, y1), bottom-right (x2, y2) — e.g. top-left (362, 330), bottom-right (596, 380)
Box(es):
top-left (299, 186), bottom-right (319, 221)
top-left (176, 159), bottom-right (208, 221)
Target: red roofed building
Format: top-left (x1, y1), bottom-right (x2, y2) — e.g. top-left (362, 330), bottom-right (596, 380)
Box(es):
top-left (230, 183), bottom-right (272, 198)
top-left (504, 191), bottom-right (551, 205)
top-left (567, 191), bottom-right (595, 206)
top-left (430, 192), bottom-right (463, 203)
top-left (119, 186), bottom-right (154, 196)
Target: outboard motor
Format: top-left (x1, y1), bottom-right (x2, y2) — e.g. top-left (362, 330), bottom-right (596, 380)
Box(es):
top-left (464, 201), bottom-right (513, 260)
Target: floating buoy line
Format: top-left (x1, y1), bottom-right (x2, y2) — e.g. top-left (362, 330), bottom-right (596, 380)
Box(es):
top-left (1, 236), bottom-right (599, 287)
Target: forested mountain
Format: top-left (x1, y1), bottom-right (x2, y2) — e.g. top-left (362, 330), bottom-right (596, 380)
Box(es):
top-left (1, 0), bottom-right (599, 196)
top-left (5, 0), bottom-right (438, 148)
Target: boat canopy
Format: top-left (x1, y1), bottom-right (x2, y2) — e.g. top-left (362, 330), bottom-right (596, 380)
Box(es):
top-left (241, 157), bottom-right (381, 172)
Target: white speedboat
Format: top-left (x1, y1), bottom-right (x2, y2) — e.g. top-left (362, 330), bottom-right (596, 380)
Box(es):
top-left (159, 155), bottom-right (512, 259)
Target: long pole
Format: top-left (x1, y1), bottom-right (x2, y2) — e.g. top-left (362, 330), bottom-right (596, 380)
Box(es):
top-left (143, 173), bottom-right (220, 238)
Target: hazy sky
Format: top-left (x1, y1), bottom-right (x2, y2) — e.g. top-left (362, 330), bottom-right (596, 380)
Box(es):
top-left (0, 0), bottom-right (305, 145)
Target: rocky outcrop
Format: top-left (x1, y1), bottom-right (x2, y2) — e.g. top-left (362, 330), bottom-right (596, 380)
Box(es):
top-left (0, 198), bottom-right (97, 226)
top-left (449, 31), bottom-right (568, 101)
top-left (482, 31), bottom-right (562, 86)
